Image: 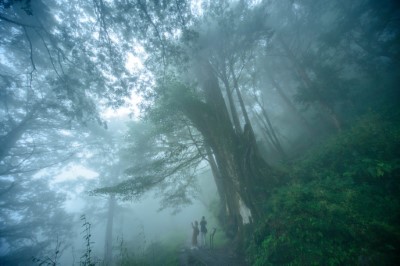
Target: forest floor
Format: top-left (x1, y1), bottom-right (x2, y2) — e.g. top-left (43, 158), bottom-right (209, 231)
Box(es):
top-left (178, 244), bottom-right (247, 266)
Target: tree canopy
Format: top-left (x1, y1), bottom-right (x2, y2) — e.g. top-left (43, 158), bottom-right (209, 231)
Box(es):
top-left (1, 0), bottom-right (399, 264)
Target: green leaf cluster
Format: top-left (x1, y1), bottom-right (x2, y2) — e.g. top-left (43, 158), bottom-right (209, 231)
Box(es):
top-left (291, 113), bottom-right (400, 182)
top-left (247, 114), bottom-right (400, 265)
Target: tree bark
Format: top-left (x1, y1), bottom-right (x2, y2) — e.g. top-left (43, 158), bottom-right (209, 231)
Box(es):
top-left (219, 66), bottom-right (242, 134)
top-left (104, 194), bottom-right (116, 265)
top-left (229, 62), bottom-right (251, 127)
top-left (179, 61), bottom-right (278, 242)
top-left (206, 146), bottom-right (228, 219)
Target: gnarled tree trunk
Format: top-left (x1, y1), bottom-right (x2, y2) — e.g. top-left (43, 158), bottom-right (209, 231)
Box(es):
top-left (179, 62), bottom-right (279, 243)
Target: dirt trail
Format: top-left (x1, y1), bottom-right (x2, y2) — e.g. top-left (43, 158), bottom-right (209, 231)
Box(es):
top-left (178, 246), bottom-right (247, 266)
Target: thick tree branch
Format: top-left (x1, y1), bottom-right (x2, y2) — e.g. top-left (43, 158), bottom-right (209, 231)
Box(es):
top-left (0, 14), bottom-right (39, 28)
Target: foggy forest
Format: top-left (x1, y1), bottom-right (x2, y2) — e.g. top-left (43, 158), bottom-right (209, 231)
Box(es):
top-left (1, 0), bottom-right (399, 265)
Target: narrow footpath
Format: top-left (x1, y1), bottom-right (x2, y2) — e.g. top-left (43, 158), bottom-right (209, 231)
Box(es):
top-left (178, 246), bottom-right (247, 266)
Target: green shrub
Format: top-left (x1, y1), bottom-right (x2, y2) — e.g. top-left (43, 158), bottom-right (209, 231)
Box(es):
top-left (249, 179), bottom-right (399, 265)
top-left (247, 114), bottom-right (400, 265)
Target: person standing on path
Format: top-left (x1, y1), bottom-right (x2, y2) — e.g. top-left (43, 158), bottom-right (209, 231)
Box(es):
top-left (191, 220), bottom-right (199, 249)
top-left (200, 216), bottom-right (207, 248)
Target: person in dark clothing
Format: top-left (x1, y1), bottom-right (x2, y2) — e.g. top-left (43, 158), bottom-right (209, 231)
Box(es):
top-left (200, 216), bottom-right (207, 248)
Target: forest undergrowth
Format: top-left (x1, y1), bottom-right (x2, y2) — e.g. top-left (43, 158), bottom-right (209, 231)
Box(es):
top-left (246, 113), bottom-right (400, 265)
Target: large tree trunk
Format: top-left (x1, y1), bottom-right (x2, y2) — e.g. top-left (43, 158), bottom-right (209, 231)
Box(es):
top-left (180, 62), bottom-right (278, 243)
top-left (104, 194), bottom-right (116, 265)
top-left (219, 64), bottom-right (242, 134)
top-left (206, 146), bottom-right (229, 223)
top-left (229, 62), bottom-right (251, 127)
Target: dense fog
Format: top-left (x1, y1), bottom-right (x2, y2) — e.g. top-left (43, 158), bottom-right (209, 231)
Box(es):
top-left (1, 0), bottom-right (399, 265)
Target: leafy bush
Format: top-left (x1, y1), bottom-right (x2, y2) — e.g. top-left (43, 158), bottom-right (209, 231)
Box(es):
top-left (247, 114), bottom-right (400, 265)
top-left (290, 114), bottom-right (400, 182)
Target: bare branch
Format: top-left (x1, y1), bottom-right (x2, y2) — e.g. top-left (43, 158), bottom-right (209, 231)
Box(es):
top-left (137, 0), bottom-right (167, 72)
top-left (23, 26), bottom-right (36, 86)
top-left (35, 28), bottom-right (63, 79)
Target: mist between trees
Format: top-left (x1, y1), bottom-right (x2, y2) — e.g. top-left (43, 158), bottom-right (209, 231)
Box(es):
top-left (1, 0), bottom-right (399, 265)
